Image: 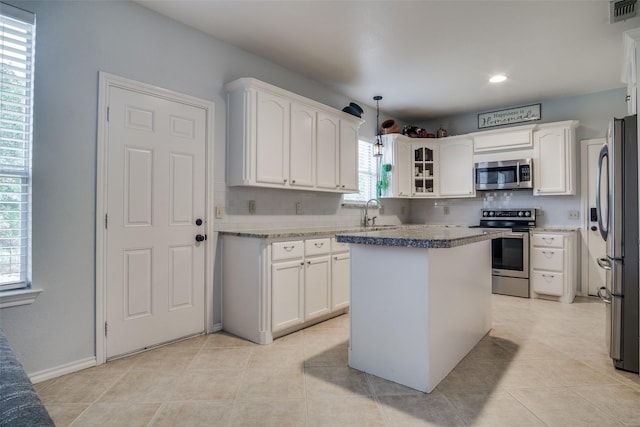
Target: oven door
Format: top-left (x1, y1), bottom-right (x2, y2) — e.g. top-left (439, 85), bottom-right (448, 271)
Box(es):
top-left (492, 232), bottom-right (529, 279)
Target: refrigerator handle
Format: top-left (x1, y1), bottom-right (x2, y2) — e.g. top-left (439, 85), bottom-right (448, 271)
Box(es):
top-left (596, 144), bottom-right (609, 241)
top-left (597, 286), bottom-right (612, 304)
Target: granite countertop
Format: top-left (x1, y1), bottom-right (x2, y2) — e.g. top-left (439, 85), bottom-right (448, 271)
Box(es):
top-left (216, 224), bottom-right (414, 239)
top-left (336, 226), bottom-right (507, 249)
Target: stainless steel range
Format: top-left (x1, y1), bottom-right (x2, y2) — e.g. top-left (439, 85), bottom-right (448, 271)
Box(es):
top-left (479, 208), bottom-right (537, 298)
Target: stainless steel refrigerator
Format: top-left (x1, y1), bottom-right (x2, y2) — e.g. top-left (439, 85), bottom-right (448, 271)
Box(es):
top-left (596, 114), bottom-right (639, 374)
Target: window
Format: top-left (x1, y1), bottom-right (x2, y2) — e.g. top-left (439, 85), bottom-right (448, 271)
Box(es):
top-left (343, 139), bottom-right (378, 203)
top-left (0, 3), bottom-right (35, 291)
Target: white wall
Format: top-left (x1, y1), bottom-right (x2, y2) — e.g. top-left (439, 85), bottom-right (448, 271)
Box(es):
top-left (0, 0), bottom-right (406, 375)
top-left (410, 89), bottom-right (629, 227)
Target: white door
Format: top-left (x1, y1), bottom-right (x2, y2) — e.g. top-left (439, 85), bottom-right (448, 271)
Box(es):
top-left (106, 86), bottom-right (206, 358)
top-left (582, 139), bottom-right (607, 296)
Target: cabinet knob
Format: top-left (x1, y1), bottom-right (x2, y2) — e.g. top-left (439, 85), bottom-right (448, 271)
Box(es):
top-left (626, 95), bottom-right (631, 101)
top-left (283, 179), bottom-right (287, 183)
top-left (341, 185), bottom-right (345, 188)
top-left (291, 180), bottom-right (296, 184)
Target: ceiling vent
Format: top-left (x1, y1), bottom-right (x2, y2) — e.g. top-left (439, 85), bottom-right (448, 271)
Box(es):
top-left (610, 0), bottom-right (637, 23)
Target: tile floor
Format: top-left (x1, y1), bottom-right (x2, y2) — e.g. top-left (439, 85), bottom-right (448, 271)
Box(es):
top-left (36, 295), bottom-right (640, 426)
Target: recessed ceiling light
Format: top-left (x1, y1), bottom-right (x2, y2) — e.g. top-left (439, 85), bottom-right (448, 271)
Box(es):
top-left (489, 74), bottom-right (507, 83)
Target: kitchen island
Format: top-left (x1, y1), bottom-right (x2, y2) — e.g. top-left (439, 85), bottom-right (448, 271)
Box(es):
top-left (336, 226), bottom-right (505, 393)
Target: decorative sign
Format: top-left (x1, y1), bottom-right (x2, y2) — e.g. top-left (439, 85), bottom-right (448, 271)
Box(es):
top-left (478, 104), bottom-right (541, 129)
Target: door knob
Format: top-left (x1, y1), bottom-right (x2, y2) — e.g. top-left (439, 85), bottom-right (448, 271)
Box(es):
top-left (195, 218), bottom-right (203, 226)
top-left (195, 234), bottom-right (207, 242)
top-left (591, 226), bottom-right (597, 231)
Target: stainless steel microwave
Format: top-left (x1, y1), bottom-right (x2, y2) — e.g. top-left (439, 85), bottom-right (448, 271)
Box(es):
top-left (475, 159), bottom-right (533, 190)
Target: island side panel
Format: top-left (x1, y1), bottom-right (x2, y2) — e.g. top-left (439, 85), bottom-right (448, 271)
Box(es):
top-left (348, 239), bottom-right (493, 393)
top-left (427, 240), bottom-right (492, 390)
top-left (348, 244), bottom-right (431, 392)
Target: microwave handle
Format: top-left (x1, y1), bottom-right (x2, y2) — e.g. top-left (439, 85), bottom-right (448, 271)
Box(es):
top-left (516, 161), bottom-right (520, 187)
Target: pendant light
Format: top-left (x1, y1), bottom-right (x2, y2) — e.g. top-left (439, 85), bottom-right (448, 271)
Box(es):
top-left (373, 95), bottom-right (383, 157)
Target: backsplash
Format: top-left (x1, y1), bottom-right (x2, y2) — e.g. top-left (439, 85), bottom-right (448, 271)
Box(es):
top-left (409, 190), bottom-right (583, 228)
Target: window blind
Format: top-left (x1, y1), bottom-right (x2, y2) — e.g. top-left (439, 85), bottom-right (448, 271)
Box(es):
top-left (344, 140), bottom-right (377, 202)
top-left (0, 3), bottom-right (35, 290)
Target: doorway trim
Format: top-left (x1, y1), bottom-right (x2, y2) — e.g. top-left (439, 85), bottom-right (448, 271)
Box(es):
top-left (580, 137), bottom-right (605, 296)
top-left (95, 72), bottom-right (215, 365)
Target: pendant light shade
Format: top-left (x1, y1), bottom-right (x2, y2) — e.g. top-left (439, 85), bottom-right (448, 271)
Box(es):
top-left (373, 95), bottom-right (383, 157)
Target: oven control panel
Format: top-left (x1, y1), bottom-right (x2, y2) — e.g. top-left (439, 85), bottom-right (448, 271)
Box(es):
top-left (480, 208), bottom-right (537, 228)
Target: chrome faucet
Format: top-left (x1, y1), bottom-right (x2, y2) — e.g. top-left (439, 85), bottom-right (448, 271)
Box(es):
top-left (363, 198), bottom-right (380, 227)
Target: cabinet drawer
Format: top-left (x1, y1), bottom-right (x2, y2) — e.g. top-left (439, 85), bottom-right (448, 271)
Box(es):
top-left (331, 237), bottom-right (350, 253)
top-left (305, 238), bottom-right (331, 256)
top-left (531, 248), bottom-right (564, 272)
top-left (272, 240), bottom-right (304, 261)
top-left (531, 234), bottom-right (564, 248)
top-left (532, 271), bottom-right (564, 296)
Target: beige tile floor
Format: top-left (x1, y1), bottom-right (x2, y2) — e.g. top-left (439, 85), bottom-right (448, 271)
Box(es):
top-left (36, 295), bottom-right (640, 426)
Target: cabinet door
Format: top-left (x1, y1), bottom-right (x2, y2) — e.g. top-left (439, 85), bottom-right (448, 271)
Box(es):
top-left (304, 255), bottom-right (331, 321)
top-left (411, 142), bottom-right (439, 197)
top-left (396, 140), bottom-right (412, 197)
top-left (316, 113), bottom-right (339, 190)
top-left (256, 91), bottom-right (289, 185)
top-left (289, 102), bottom-right (316, 188)
top-left (339, 120), bottom-right (359, 192)
top-left (332, 252), bottom-right (350, 311)
top-left (272, 259), bottom-right (304, 332)
top-left (439, 138), bottom-right (475, 197)
top-left (534, 127), bottom-right (573, 195)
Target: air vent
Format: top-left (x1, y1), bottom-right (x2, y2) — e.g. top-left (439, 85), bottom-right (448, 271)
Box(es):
top-left (610, 0), bottom-right (637, 23)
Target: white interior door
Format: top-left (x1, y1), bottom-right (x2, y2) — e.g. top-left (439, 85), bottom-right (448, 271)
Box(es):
top-left (105, 86), bottom-right (206, 358)
top-left (582, 139), bottom-right (607, 296)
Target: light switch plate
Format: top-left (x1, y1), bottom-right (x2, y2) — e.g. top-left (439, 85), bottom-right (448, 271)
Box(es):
top-left (296, 202), bottom-right (302, 215)
top-left (249, 200), bottom-right (256, 214)
top-left (215, 206), bottom-right (223, 219)
top-left (568, 210), bottom-right (579, 219)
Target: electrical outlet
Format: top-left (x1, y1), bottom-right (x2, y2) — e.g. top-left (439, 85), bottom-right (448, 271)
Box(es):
top-left (215, 206), bottom-right (223, 219)
top-left (296, 202), bottom-right (302, 215)
top-left (568, 210), bottom-right (579, 220)
top-left (401, 206), bottom-right (406, 215)
top-left (444, 206), bottom-right (450, 215)
top-left (248, 200), bottom-right (256, 214)
top-left (379, 205), bottom-right (384, 215)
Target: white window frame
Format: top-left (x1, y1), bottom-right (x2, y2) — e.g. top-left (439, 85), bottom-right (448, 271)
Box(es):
top-left (0, 2), bottom-right (39, 308)
top-left (343, 138), bottom-right (378, 204)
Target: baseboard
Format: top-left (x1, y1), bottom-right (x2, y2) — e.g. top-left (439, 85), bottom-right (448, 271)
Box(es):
top-left (212, 322), bottom-right (222, 333)
top-left (29, 356), bottom-right (96, 384)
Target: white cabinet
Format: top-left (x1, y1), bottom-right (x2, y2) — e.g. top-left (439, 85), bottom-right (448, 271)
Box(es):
top-left (439, 137), bottom-right (475, 198)
top-left (379, 134), bottom-right (411, 198)
top-left (316, 112), bottom-right (339, 190)
top-left (622, 29), bottom-right (640, 115)
top-left (225, 78), bottom-right (362, 193)
top-left (331, 237), bottom-right (350, 311)
top-left (533, 121), bottom-right (578, 196)
top-left (289, 102), bottom-right (316, 188)
top-left (339, 120), bottom-right (359, 192)
top-left (303, 238), bottom-right (331, 321)
top-left (221, 234), bottom-right (351, 344)
top-left (411, 142), bottom-right (439, 197)
top-left (472, 125), bottom-right (535, 153)
top-left (530, 231), bottom-right (577, 303)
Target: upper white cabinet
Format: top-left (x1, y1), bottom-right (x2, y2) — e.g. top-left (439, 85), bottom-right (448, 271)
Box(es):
top-left (439, 136), bottom-right (475, 198)
top-left (411, 141), bottom-right (439, 197)
top-left (533, 121), bottom-right (578, 196)
top-left (472, 125), bottom-right (535, 153)
top-left (380, 134), bottom-right (411, 198)
top-left (225, 78), bottom-right (362, 193)
top-left (622, 28), bottom-right (640, 115)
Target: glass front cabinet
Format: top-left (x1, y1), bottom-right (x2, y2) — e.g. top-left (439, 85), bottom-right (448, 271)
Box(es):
top-left (411, 142), bottom-right (439, 197)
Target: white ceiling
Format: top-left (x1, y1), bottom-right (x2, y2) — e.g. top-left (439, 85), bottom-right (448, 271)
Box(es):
top-left (135, 0), bottom-right (640, 121)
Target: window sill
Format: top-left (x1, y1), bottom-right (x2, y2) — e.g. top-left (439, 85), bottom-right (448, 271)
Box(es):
top-left (0, 289), bottom-right (43, 309)
top-left (342, 202), bottom-right (380, 209)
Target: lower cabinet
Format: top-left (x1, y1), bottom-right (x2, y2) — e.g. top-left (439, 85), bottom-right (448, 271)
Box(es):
top-left (222, 234), bottom-right (349, 344)
top-left (530, 231), bottom-right (577, 303)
